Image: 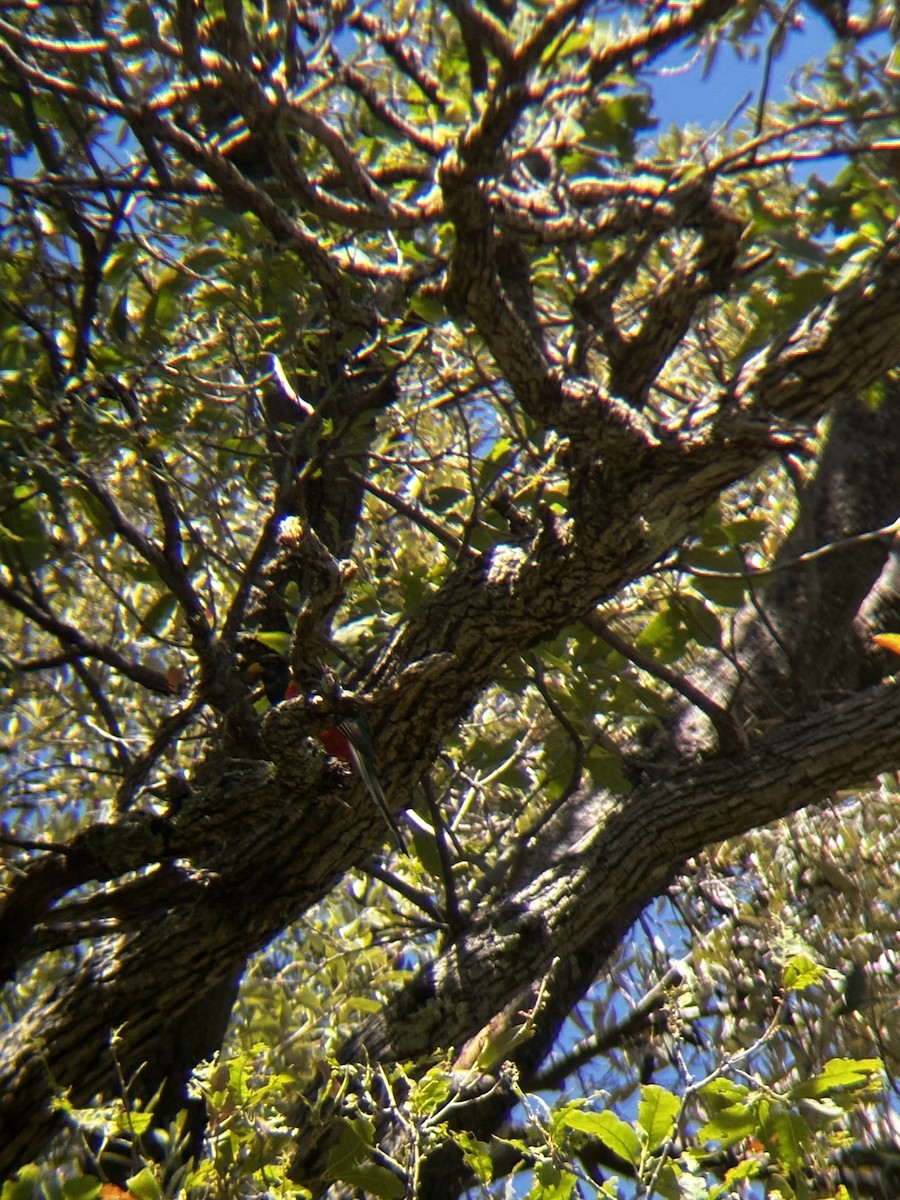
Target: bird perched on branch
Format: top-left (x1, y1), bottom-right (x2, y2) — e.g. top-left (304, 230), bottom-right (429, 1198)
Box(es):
top-left (284, 679), bottom-right (407, 854)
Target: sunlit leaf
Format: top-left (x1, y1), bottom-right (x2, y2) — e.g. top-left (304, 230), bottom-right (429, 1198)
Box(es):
top-left (559, 1109), bottom-right (640, 1164)
top-left (638, 1084), bottom-right (680, 1151)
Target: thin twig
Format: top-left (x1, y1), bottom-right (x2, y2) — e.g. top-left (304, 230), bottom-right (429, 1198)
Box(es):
top-left (583, 612), bottom-right (744, 751)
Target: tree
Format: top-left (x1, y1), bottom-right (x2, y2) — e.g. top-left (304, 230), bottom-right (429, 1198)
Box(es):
top-left (0, 1), bottom-right (898, 1196)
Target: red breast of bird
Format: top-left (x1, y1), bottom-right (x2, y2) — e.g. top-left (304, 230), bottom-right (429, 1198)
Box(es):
top-left (284, 678), bottom-right (354, 764)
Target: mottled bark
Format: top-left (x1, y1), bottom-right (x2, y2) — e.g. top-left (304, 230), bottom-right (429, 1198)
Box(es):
top-left (289, 392), bottom-right (900, 1192)
top-left (5, 257), bottom-right (900, 1178)
top-left (3, 4), bottom-right (900, 1186)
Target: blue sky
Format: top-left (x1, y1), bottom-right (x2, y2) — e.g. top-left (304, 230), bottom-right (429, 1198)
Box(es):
top-left (648, 7), bottom-right (838, 133)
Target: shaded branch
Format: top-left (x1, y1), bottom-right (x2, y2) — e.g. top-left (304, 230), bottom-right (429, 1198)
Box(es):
top-left (584, 612), bottom-right (744, 752)
top-left (0, 578), bottom-right (175, 695)
top-left (533, 964), bottom-right (684, 1090)
top-left (347, 677), bottom-right (900, 1065)
top-left (289, 677), bottom-right (900, 1182)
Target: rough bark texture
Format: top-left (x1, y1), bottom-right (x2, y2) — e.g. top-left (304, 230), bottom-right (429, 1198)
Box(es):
top-left (2, 2), bottom-right (900, 1191)
top-left (4, 376), bottom-right (900, 1179)
top-left (289, 390), bottom-right (900, 1191)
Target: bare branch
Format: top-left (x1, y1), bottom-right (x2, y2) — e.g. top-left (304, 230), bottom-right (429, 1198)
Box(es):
top-left (0, 578), bottom-right (175, 695)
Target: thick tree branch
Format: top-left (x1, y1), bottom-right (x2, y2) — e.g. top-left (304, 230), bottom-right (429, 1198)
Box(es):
top-left (365, 680), bottom-right (900, 1058)
top-left (287, 676), bottom-right (900, 1183)
top-left (3, 6), bottom-right (900, 1192)
top-left (4, 237), bottom-right (900, 1177)
top-left (733, 222), bottom-right (900, 420)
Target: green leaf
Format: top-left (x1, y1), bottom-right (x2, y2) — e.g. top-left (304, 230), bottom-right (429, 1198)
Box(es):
top-left (69, 485), bottom-right (117, 537)
top-left (710, 1157), bottom-right (762, 1198)
top-left (581, 91), bottom-right (654, 158)
top-left (61, 1178), bottom-right (101, 1200)
top-left (334, 1164), bottom-right (405, 1199)
top-left (410, 1064), bottom-right (453, 1116)
top-left (683, 544), bottom-right (747, 606)
top-left (125, 1167), bottom-right (162, 1200)
top-left (782, 954), bottom-right (825, 992)
top-left (723, 517), bottom-right (769, 547)
top-left (698, 1106), bottom-right (758, 1146)
top-left (791, 1057), bottom-right (883, 1100)
top-left (2, 1168), bottom-right (43, 1200)
top-left (479, 438), bottom-right (515, 488)
top-left (183, 246), bottom-right (229, 275)
top-left (343, 995), bottom-right (383, 1014)
top-left (103, 241), bottom-right (139, 289)
top-left (0, 490), bottom-right (47, 568)
top-left (765, 1108), bottom-right (808, 1173)
top-left (541, 26), bottom-right (591, 66)
top-left (527, 1165), bottom-right (577, 1200)
top-left (454, 1131), bottom-right (492, 1184)
top-left (427, 486), bottom-right (468, 514)
top-left (408, 294), bottom-right (446, 323)
top-left (638, 1084), bottom-right (680, 1151)
top-left (193, 202), bottom-right (251, 232)
top-left (700, 1078), bottom-right (750, 1108)
top-left (690, 572), bottom-right (746, 608)
top-left (675, 594), bottom-right (720, 648)
top-left (141, 269), bottom-right (194, 340)
top-left (141, 592), bottom-right (178, 637)
top-left (326, 1116), bottom-right (375, 1175)
top-left (585, 746), bottom-right (632, 794)
top-left (637, 605), bottom-right (689, 662)
top-left (698, 1080), bottom-right (757, 1147)
top-left (559, 1109), bottom-right (641, 1164)
top-left (113, 1108), bottom-right (155, 1136)
top-left (252, 631), bottom-right (292, 655)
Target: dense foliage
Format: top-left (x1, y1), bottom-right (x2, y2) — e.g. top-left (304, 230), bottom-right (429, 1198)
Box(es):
top-left (1, 2), bottom-right (898, 1197)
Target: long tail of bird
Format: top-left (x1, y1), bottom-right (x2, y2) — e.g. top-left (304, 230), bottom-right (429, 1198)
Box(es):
top-left (339, 718), bottom-right (408, 855)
